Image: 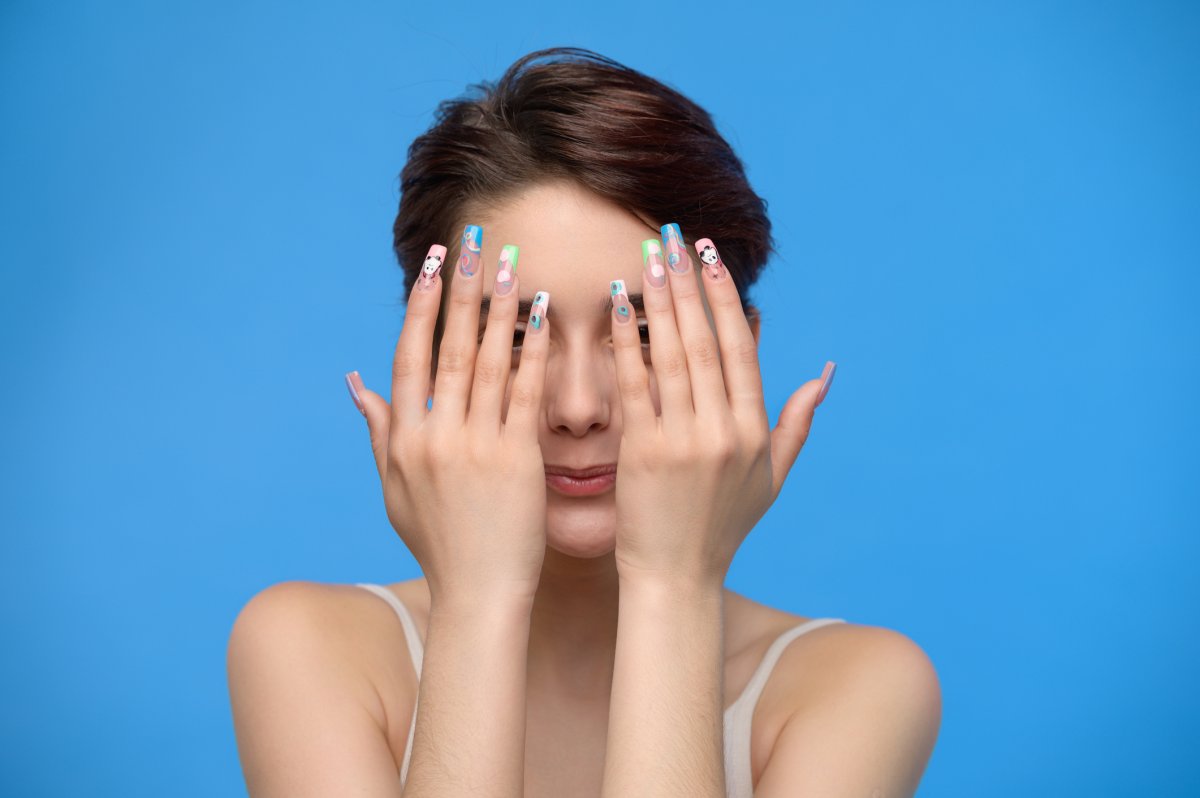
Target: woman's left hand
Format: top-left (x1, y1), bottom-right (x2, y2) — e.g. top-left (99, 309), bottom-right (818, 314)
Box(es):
top-left (608, 225), bottom-right (836, 587)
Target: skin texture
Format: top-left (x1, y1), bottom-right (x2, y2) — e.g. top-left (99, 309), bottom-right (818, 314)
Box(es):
top-left (226, 179), bottom-right (941, 798)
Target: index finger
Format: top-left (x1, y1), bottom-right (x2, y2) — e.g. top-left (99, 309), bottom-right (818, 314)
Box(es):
top-left (390, 243), bottom-right (446, 430)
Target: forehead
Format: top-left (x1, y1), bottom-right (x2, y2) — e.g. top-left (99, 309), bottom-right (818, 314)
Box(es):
top-left (472, 181), bottom-right (655, 303)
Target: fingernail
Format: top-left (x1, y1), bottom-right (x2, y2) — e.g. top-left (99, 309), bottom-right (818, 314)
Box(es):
top-left (495, 244), bottom-right (519, 296)
top-left (530, 291), bottom-right (550, 330)
top-left (345, 371), bottom-right (366, 416)
top-left (661, 222), bottom-right (690, 274)
top-left (641, 239), bottom-right (666, 288)
top-left (816, 361), bottom-right (836, 407)
top-left (694, 238), bottom-right (727, 281)
top-left (610, 279), bottom-right (632, 324)
top-left (419, 244), bottom-right (447, 290)
top-left (459, 224), bottom-right (483, 277)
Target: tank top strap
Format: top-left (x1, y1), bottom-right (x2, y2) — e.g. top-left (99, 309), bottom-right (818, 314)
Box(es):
top-left (722, 618), bottom-right (847, 798)
top-left (354, 583), bottom-right (424, 679)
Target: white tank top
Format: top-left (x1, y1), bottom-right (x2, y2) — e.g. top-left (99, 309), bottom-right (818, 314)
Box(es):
top-left (356, 583), bottom-right (846, 797)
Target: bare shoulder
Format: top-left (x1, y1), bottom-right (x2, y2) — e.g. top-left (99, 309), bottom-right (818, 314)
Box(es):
top-left (226, 580), bottom-right (412, 794)
top-left (767, 622), bottom-right (942, 795)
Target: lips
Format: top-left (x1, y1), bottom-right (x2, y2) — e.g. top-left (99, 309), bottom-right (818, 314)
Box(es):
top-left (544, 463), bottom-right (617, 497)
top-left (544, 463), bottom-right (617, 478)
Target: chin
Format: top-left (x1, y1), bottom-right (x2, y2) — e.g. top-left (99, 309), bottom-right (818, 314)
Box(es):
top-left (545, 499), bottom-right (617, 558)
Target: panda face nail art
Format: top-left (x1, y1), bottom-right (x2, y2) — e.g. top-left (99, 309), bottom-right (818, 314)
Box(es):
top-left (420, 244), bottom-right (447, 289)
top-left (694, 238), bottom-right (726, 281)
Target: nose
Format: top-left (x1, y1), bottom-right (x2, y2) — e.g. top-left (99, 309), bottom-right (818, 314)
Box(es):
top-left (544, 339), bottom-right (611, 438)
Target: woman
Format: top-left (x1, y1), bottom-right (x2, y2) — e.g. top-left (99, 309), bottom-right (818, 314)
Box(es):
top-left (228, 48), bottom-right (941, 797)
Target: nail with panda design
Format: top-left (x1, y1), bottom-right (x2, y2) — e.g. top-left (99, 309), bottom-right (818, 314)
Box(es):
top-left (419, 244), bottom-right (447, 290)
top-left (693, 238), bottom-right (727, 281)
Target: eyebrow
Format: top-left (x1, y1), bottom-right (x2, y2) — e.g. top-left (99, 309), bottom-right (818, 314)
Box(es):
top-left (478, 291), bottom-right (646, 323)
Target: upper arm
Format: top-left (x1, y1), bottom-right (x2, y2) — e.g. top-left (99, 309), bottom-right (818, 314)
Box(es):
top-left (226, 581), bottom-right (403, 798)
top-left (754, 626), bottom-right (943, 798)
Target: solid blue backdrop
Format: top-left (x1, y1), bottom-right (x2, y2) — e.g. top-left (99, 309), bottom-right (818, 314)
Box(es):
top-left (1, 1), bottom-right (1196, 795)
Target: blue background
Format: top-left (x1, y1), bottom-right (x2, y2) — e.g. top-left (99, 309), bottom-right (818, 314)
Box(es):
top-left (2, 1), bottom-right (1196, 795)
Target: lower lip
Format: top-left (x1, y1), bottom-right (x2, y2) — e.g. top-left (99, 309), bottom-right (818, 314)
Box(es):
top-left (545, 472), bottom-right (616, 496)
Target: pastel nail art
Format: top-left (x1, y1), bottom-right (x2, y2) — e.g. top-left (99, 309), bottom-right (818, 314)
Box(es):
top-left (641, 239), bottom-right (666, 288)
top-left (610, 279), bottom-right (631, 324)
top-left (495, 244), bottom-right (519, 296)
top-left (344, 371), bottom-right (366, 416)
top-left (694, 238), bottom-right (727, 281)
top-left (459, 224), bottom-right (483, 277)
top-left (661, 222), bottom-right (690, 274)
top-left (816, 361), bottom-right (837, 407)
top-left (419, 244), bottom-right (447, 290)
top-left (530, 290), bottom-right (550, 330)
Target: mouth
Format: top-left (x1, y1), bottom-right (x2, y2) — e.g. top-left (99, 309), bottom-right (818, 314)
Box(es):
top-left (544, 463), bottom-right (617, 496)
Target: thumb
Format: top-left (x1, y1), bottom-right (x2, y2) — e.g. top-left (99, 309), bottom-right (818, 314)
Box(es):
top-left (345, 371), bottom-right (392, 479)
top-left (768, 361), bottom-right (836, 498)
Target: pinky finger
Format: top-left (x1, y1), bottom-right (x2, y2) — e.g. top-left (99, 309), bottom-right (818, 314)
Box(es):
top-left (503, 291), bottom-right (551, 439)
top-left (345, 371), bottom-right (392, 481)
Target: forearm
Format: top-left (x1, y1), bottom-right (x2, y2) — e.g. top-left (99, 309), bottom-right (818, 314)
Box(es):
top-left (402, 593), bottom-right (533, 798)
top-left (602, 577), bottom-right (726, 798)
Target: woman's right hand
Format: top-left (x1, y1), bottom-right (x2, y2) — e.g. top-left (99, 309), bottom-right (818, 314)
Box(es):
top-left (345, 229), bottom-right (552, 607)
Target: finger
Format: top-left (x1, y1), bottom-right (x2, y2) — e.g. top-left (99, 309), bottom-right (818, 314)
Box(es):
top-left (609, 278), bottom-right (656, 434)
top-left (767, 362), bottom-right (834, 499)
top-left (640, 237), bottom-right (692, 421)
top-left (468, 245), bottom-right (521, 431)
top-left (389, 244), bottom-right (446, 430)
top-left (503, 290), bottom-right (551, 440)
top-left (345, 371), bottom-right (391, 480)
top-left (662, 223), bottom-right (726, 419)
top-left (693, 238), bottom-right (768, 426)
top-left (430, 224), bottom-right (486, 423)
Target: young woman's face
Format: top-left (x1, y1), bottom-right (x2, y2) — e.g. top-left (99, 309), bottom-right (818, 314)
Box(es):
top-left (435, 180), bottom-right (719, 558)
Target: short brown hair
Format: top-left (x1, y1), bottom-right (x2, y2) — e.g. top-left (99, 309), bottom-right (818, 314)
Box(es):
top-left (392, 47), bottom-right (773, 325)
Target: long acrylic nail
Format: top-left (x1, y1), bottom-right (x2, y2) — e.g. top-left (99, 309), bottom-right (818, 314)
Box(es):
top-left (641, 239), bottom-right (666, 288)
top-left (661, 222), bottom-right (690, 274)
top-left (610, 279), bottom-right (632, 324)
top-left (345, 371), bottom-right (366, 416)
top-left (694, 238), bottom-right (727, 281)
top-left (495, 244), bottom-right (519, 296)
top-left (459, 224), bottom-right (483, 277)
top-left (419, 244), bottom-right (447, 290)
top-left (530, 291), bottom-right (550, 331)
top-left (816, 361), bottom-right (837, 407)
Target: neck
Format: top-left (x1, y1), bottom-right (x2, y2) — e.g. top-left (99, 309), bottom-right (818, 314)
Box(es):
top-left (525, 547), bottom-right (621, 703)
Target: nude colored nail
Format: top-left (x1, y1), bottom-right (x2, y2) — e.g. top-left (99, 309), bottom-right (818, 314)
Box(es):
top-left (345, 371), bottom-right (366, 416)
top-left (610, 279), bottom-right (631, 324)
top-left (815, 361), bottom-right (836, 407)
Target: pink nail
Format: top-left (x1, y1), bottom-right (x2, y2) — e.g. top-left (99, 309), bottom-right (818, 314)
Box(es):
top-left (345, 371), bottom-right (366, 416)
top-left (815, 361), bottom-right (836, 407)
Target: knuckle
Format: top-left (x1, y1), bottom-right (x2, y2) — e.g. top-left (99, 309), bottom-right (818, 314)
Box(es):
top-left (654, 350), bottom-right (688, 380)
top-left (508, 380), bottom-right (539, 410)
top-left (685, 336), bottom-right (719, 369)
top-left (392, 347), bottom-right (423, 380)
top-left (618, 372), bottom-right (649, 401)
top-left (729, 339), bottom-right (759, 368)
top-left (473, 356), bottom-right (507, 388)
top-left (437, 343), bottom-right (471, 374)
